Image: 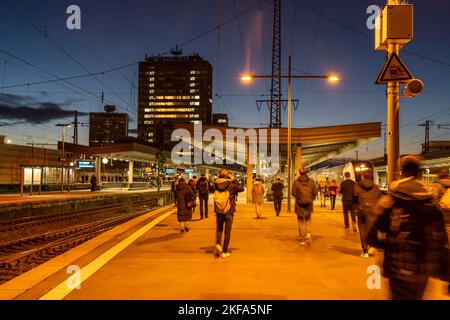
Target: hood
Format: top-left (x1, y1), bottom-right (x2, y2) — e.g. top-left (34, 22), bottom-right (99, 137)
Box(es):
top-left (298, 174), bottom-right (309, 184)
top-left (176, 181), bottom-right (187, 191)
top-left (438, 177), bottom-right (450, 188)
top-left (215, 178), bottom-right (231, 191)
top-left (358, 179), bottom-right (375, 191)
top-left (389, 177), bottom-right (433, 201)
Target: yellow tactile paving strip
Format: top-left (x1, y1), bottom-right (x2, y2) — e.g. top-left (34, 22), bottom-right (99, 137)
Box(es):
top-left (0, 205), bottom-right (175, 300)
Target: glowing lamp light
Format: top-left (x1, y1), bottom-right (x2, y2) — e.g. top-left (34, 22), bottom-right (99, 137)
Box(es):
top-left (102, 157), bottom-right (109, 165)
top-left (355, 167), bottom-right (361, 172)
top-left (240, 74), bottom-right (253, 82)
top-left (69, 162), bottom-right (74, 167)
top-left (6, 139), bottom-right (12, 144)
top-left (328, 75), bottom-right (340, 82)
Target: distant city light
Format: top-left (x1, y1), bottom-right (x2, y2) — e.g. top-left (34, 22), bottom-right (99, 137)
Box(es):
top-left (328, 75), bottom-right (340, 82)
top-left (102, 157), bottom-right (109, 165)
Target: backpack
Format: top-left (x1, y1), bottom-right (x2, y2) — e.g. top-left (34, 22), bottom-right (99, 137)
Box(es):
top-left (439, 188), bottom-right (450, 210)
top-left (214, 190), bottom-right (231, 215)
top-left (253, 183), bottom-right (263, 194)
top-left (295, 180), bottom-right (314, 206)
top-left (199, 180), bottom-right (209, 194)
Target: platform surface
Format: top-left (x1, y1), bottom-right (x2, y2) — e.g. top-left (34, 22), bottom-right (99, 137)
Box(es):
top-left (16, 195), bottom-right (447, 300)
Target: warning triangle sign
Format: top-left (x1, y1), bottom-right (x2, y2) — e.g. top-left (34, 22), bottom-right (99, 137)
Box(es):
top-left (375, 52), bottom-right (414, 85)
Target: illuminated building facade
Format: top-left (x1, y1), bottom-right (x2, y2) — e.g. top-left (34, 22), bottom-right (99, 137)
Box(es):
top-left (137, 53), bottom-right (212, 147)
top-left (89, 105), bottom-right (129, 146)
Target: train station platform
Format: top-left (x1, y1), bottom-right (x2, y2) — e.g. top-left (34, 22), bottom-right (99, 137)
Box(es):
top-left (1, 197), bottom-right (448, 300)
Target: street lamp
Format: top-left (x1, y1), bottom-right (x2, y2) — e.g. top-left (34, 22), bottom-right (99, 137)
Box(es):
top-left (55, 123), bottom-right (72, 192)
top-left (240, 56), bottom-right (339, 212)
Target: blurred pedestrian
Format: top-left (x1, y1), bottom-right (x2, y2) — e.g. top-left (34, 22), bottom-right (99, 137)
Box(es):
top-left (188, 175), bottom-right (198, 213)
top-left (252, 177), bottom-right (265, 219)
top-left (213, 170), bottom-right (244, 258)
top-left (292, 167), bottom-right (318, 245)
top-left (328, 179), bottom-right (338, 210)
top-left (318, 179), bottom-right (327, 207)
top-left (171, 175), bottom-right (180, 204)
top-left (90, 174), bottom-right (97, 192)
top-left (271, 178), bottom-right (284, 216)
top-left (432, 168), bottom-right (450, 295)
top-left (354, 169), bottom-right (381, 259)
top-left (340, 172), bottom-right (357, 232)
top-left (369, 155), bottom-right (449, 300)
top-left (175, 177), bottom-right (194, 233)
top-left (196, 173), bottom-right (212, 219)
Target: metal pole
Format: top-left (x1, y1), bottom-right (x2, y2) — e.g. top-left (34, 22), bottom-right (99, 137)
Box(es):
top-left (287, 56), bottom-right (292, 212)
top-left (61, 126), bottom-right (65, 193)
top-left (387, 45), bottom-right (400, 184)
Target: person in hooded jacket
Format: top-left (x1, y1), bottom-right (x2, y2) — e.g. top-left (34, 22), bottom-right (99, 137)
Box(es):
top-left (369, 155), bottom-right (449, 300)
top-left (432, 168), bottom-right (450, 294)
top-left (292, 167), bottom-right (318, 245)
top-left (354, 169), bottom-right (382, 259)
top-left (271, 178), bottom-right (284, 216)
top-left (175, 177), bottom-right (194, 233)
top-left (196, 173), bottom-right (212, 219)
top-left (252, 177), bottom-right (265, 219)
top-left (328, 180), bottom-right (339, 210)
top-left (214, 170), bottom-right (244, 258)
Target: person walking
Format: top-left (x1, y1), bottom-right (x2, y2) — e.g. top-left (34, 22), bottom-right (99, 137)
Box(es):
top-left (354, 169), bottom-right (381, 259)
top-left (175, 177), bottom-right (194, 233)
top-left (340, 172), bottom-right (357, 232)
top-left (213, 170), bottom-right (244, 258)
top-left (368, 155), bottom-right (449, 300)
top-left (271, 178), bottom-right (284, 216)
top-left (171, 175), bottom-right (180, 204)
top-left (328, 179), bottom-right (338, 210)
top-left (188, 175), bottom-right (198, 213)
top-left (196, 173), bottom-right (212, 219)
top-left (292, 167), bottom-right (318, 245)
top-left (432, 168), bottom-right (450, 295)
top-left (90, 174), bottom-right (97, 192)
top-left (318, 180), bottom-right (327, 207)
top-left (252, 177), bottom-right (265, 219)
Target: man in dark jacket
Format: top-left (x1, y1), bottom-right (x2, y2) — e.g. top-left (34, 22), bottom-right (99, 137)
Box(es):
top-left (292, 167), bottom-right (318, 245)
top-left (196, 173), bottom-right (212, 219)
top-left (214, 169), bottom-right (244, 258)
top-left (271, 178), bottom-right (284, 216)
top-left (370, 155), bottom-right (449, 300)
top-left (340, 172), bottom-right (357, 231)
top-left (354, 169), bottom-right (382, 258)
top-left (175, 178), bottom-right (193, 233)
top-left (90, 174), bottom-right (97, 192)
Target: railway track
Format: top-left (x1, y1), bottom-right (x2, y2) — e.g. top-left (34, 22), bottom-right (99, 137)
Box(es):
top-left (0, 201), bottom-right (170, 285)
top-left (0, 200), bottom-right (153, 233)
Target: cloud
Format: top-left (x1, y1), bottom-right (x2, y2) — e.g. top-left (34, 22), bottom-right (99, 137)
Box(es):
top-left (0, 93), bottom-right (87, 124)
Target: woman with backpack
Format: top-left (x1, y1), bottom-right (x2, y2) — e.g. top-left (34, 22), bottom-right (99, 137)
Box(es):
top-left (252, 178), bottom-right (265, 219)
top-left (175, 177), bottom-right (194, 233)
top-left (328, 180), bottom-right (339, 210)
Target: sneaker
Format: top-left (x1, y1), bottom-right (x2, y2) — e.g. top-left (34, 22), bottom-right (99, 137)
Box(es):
top-left (215, 244), bottom-right (223, 256)
top-left (306, 233), bottom-right (312, 243)
top-left (221, 252), bottom-right (231, 258)
top-left (300, 241), bottom-right (306, 246)
top-left (185, 227), bottom-right (190, 232)
top-left (361, 253), bottom-right (370, 259)
top-left (368, 247), bottom-right (377, 255)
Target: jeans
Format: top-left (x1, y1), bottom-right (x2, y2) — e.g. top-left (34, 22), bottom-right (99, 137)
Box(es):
top-left (389, 277), bottom-right (428, 300)
top-left (254, 203), bottom-right (262, 218)
top-left (342, 202), bottom-right (356, 228)
top-left (297, 217), bottom-right (311, 240)
top-left (330, 195), bottom-right (336, 210)
top-left (273, 197), bottom-right (282, 215)
top-left (357, 215), bottom-right (368, 253)
top-left (199, 194), bottom-right (208, 218)
top-left (216, 214), bottom-right (233, 253)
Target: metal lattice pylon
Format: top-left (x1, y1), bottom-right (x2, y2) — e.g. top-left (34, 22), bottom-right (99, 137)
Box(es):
top-left (270, 0), bottom-right (282, 128)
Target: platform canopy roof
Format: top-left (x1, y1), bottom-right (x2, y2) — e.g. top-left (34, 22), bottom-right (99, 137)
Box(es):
top-left (173, 122), bottom-right (382, 167)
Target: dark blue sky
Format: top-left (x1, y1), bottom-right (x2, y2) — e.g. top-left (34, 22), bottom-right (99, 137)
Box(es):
top-left (0, 0), bottom-right (449, 159)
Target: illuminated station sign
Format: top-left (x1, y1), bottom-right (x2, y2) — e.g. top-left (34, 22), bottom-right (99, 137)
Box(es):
top-left (76, 160), bottom-right (95, 169)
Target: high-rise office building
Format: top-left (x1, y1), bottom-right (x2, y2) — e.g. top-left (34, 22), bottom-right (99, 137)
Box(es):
top-left (89, 105), bottom-right (129, 146)
top-left (212, 113), bottom-right (229, 127)
top-left (137, 52), bottom-right (212, 147)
